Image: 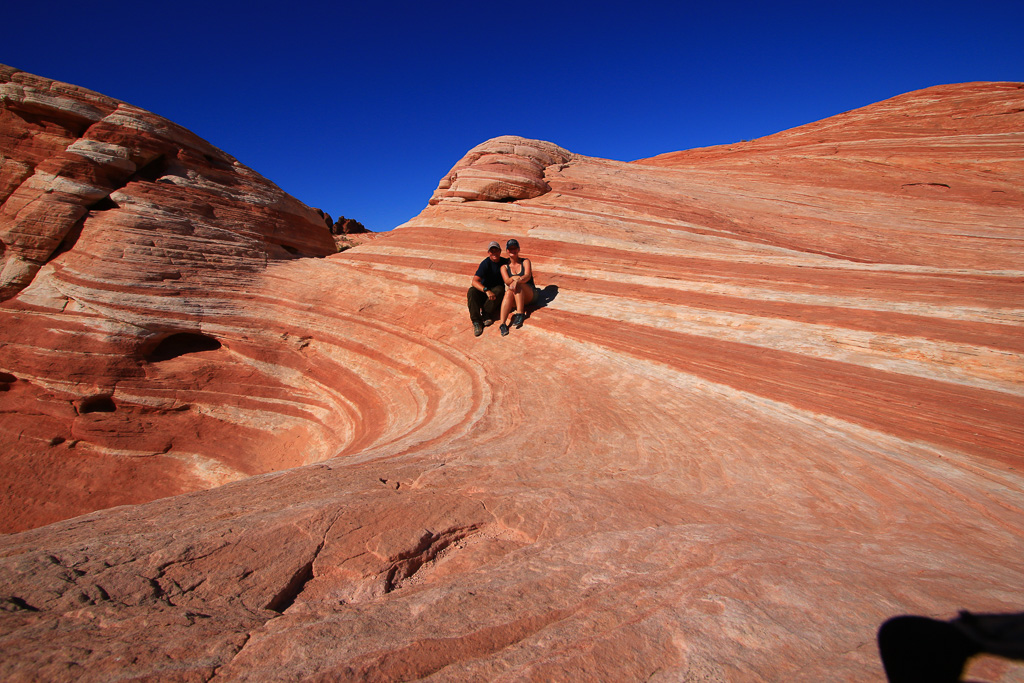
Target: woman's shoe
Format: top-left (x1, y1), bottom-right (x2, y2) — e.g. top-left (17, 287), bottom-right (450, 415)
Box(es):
top-left (499, 323), bottom-right (509, 337)
top-left (513, 313), bottom-right (525, 328)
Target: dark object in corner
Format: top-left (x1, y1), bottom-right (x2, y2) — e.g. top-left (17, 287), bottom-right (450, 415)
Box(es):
top-left (878, 611), bottom-right (1024, 682)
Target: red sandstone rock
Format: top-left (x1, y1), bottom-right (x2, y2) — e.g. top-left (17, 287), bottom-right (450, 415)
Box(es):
top-left (1, 71), bottom-right (1023, 681)
top-left (0, 65), bottom-right (337, 530)
top-left (332, 215), bottom-right (368, 235)
top-left (429, 135), bottom-right (573, 205)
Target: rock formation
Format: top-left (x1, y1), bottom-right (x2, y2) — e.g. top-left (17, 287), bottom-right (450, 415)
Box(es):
top-left (429, 136), bottom-right (573, 204)
top-left (332, 216), bottom-right (368, 235)
top-left (1, 70), bottom-right (1022, 681)
top-left (0, 65), bottom-right (338, 531)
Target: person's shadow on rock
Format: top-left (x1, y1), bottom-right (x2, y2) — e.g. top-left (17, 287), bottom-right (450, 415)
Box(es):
top-left (531, 284), bottom-right (558, 310)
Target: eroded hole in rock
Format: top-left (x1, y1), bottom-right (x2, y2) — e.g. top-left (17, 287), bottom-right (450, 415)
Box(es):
top-left (274, 243), bottom-right (325, 260)
top-left (203, 153), bottom-right (234, 172)
top-left (89, 196), bottom-right (120, 212)
top-left (79, 395), bottom-right (116, 414)
top-left (0, 372), bottom-right (15, 384)
top-left (134, 155), bottom-right (172, 183)
top-left (145, 333), bottom-right (222, 363)
top-left (49, 193), bottom-right (117, 263)
top-left (49, 436), bottom-right (66, 446)
top-left (8, 109), bottom-right (90, 138)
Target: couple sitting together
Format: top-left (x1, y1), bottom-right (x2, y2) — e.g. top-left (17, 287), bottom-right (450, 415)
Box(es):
top-left (467, 239), bottom-right (536, 337)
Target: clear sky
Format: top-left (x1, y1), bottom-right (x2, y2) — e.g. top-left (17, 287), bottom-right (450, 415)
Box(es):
top-left (5, 0), bottom-right (1022, 232)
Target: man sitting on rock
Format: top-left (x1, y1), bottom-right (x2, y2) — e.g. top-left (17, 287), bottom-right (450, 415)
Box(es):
top-left (468, 241), bottom-right (509, 336)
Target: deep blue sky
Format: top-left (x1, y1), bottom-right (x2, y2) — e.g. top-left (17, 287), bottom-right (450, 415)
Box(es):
top-left (5, 1), bottom-right (1022, 231)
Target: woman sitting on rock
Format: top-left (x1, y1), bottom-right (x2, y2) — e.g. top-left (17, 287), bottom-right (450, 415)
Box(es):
top-left (498, 238), bottom-right (535, 336)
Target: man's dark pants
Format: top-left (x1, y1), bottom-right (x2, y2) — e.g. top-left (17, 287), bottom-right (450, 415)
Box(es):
top-left (467, 285), bottom-right (505, 323)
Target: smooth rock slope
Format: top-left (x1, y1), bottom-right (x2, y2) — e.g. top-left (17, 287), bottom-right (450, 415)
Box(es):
top-left (1, 71), bottom-right (1022, 681)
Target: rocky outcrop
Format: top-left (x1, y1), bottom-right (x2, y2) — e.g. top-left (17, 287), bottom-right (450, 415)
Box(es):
top-left (1, 74), bottom-right (1022, 681)
top-left (0, 66), bottom-right (334, 299)
top-left (332, 215), bottom-right (368, 235)
top-left (429, 135), bottom-right (573, 204)
top-left (311, 210), bottom-right (369, 236)
top-left (0, 65), bottom-right (338, 530)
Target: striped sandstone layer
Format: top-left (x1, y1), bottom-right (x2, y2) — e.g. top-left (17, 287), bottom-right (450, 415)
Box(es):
top-left (1, 73), bottom-right (1023, 681)
top-left (0, 65), bottom-right (338, 529)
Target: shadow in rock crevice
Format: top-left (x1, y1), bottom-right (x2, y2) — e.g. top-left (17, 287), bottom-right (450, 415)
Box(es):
top-left (143, 332), bottom-right (223, 363)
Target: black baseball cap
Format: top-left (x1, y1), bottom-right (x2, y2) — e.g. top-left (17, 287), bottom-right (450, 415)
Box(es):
top-left (506, 239), bottom-right (520, 250)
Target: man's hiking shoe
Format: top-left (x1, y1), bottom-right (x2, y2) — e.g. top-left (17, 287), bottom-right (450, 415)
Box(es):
top-left (482, 318), bottom-right (494, 327)
top-left (473, 321), bottom-right (484, 337)
top-left (512, 313), bottom-right (525, 328)
top-left (499, 323), bottom-right (509, 337)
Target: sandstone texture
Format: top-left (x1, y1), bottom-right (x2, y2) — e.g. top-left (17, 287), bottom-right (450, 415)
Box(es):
top-left (0, 65), bottom-right (337, 531)
top-left (1, 72), bottom-right (1023, 681)
top-left (429, 136), bottom-right (573, 205)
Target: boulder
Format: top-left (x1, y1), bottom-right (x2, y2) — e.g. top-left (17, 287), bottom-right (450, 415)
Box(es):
top-left (429, 135), bottom-right (573, 204)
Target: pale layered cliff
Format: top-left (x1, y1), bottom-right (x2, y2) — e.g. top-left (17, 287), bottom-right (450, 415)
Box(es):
top-left (0, 70), bottom-right (1022, 681)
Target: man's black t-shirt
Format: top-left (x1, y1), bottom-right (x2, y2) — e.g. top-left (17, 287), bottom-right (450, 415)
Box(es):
top-left (475, 256), bottom-right (509, 289)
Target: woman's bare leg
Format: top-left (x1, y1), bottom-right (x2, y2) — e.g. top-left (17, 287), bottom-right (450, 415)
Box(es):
top-left (513, 290), bottom-right (525, 315)
top-left (514, 286), bottom-right (534, 315)
top-left (500, 290), bottom-right (516, 326)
